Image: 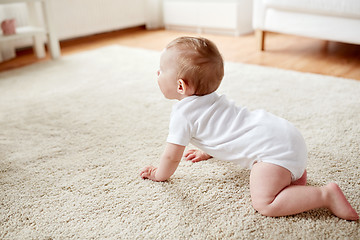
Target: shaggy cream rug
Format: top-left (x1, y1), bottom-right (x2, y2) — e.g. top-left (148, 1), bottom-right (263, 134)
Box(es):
top-left (0, 45), bottom-right (359, 239)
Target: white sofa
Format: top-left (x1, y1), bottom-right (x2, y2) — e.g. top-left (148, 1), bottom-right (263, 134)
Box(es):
top-left (252, 0), bottom-right (360, 50)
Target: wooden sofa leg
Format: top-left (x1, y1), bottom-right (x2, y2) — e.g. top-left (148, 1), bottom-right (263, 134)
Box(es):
top-left (256, 30), bottom-right (265, 51)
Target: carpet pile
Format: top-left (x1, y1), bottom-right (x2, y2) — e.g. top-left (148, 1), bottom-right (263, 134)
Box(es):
top-left (0, 46), bottom-right (359, 239)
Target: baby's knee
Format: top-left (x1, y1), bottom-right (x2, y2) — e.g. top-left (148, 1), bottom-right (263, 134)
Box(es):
top-left (251, 200), bottom-right (277, 217)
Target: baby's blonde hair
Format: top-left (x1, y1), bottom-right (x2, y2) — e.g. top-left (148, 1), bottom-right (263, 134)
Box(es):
top-left (166, 36), bottom-right (224, 96)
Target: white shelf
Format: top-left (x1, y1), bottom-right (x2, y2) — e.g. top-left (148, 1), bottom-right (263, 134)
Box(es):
top-left (0, 26), bottom-right (45, 42)
top-left (0, 0), bottom-right (60, 62)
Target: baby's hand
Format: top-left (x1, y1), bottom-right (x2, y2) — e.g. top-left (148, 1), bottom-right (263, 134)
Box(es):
top-left (140, 166), bottom-right (158, 181)
top-left (184, 149), bottom-right (212, 163)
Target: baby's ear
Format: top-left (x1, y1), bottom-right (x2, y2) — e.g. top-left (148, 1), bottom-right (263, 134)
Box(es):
top-left (177, 79), bottom-right (194, 96)
top-left (177, 79), bottom-right (186, 94)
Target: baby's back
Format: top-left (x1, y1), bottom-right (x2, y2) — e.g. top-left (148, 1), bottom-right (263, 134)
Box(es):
top-left (186, 92), bottom-right (307, 170)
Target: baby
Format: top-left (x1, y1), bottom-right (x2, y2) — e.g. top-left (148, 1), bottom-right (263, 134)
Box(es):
top-left (140, 36), bottom-right (359, 220)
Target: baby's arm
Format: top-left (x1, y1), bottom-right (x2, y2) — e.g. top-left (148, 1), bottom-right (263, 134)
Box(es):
top-left (140, 143), bottom-right (185, 182)
top-left (184, 149), bottom-right (212, 163)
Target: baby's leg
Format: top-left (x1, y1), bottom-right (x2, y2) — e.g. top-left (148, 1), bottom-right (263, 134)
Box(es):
top-left (250, 162), bottom-right (359, 220)
top-left (291, 170), bottom-right (307, 186)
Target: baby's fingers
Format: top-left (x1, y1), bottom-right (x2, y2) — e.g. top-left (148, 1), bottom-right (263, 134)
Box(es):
top-left (191, 157), bottom-right (203, 163)
top-left (185, 154), bottom-right (203, 163)
top-left (184, 149), bottom-right (197, 157)
top-left (140, 170), bottom-right (148, 179)
top-left (185, 153), bottom-right (197, 161)
top-left (140, 166), bottom-right (152, 179)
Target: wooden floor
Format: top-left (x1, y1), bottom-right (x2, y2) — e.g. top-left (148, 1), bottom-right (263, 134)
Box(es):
top-left (1, 26), bottom-right (360, 80)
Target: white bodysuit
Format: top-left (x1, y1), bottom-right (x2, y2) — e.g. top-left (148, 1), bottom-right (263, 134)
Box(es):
top-left (166, 92), bottom-right (307, 181)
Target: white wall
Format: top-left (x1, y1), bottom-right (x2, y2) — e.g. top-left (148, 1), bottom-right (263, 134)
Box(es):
top-left (0, 0), bottom-right (152, 49)
top-left (50, 0), bottom-right (147, 40)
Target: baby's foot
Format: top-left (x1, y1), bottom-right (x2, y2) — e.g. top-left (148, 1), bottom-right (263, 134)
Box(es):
top-left (291, 170), bottom-right (307, 186)
top-left (324, 183), bottom-right (359, 220)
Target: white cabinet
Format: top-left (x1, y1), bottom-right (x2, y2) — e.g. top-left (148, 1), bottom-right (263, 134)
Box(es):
top-left (163, 0), bottom-right (253, 36)
top-left (0, 0), bottom-right (60, 62)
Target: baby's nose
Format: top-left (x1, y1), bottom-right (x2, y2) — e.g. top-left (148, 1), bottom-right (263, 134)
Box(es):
top-left (157, 70), bottom-right (160, 76)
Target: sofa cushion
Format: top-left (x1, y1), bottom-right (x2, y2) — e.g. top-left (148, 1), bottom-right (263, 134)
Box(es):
top-left (265, 0), bottom-right (360, 19)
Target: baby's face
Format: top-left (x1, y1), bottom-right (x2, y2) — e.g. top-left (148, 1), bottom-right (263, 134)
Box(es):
top-left (157, 48), bottom-right (180, 100)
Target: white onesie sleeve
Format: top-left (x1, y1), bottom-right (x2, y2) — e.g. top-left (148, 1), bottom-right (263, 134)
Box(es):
top-left (166, 106), bottom-right (191, 146)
